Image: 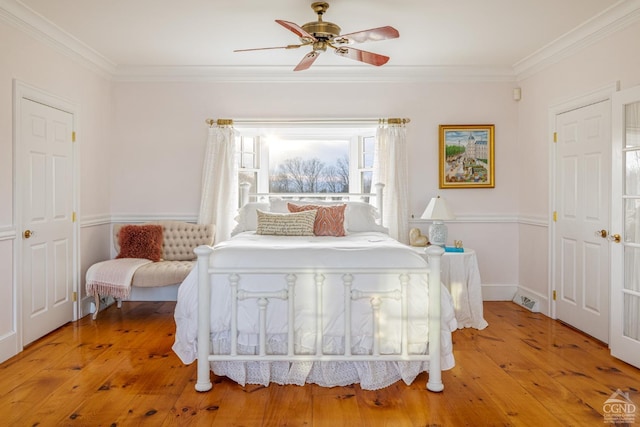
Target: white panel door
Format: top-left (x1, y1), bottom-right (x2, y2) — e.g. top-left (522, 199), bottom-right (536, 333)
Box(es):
top-left (21, 98), bottom-right (75, 345)
top-left (554, 100), bottom-right (611, 343)
top-left (610, 86), bottom-right (640, 368)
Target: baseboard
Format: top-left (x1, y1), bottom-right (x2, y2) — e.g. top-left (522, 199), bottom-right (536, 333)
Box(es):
top-left (482, 284), bottom-right (518, 301)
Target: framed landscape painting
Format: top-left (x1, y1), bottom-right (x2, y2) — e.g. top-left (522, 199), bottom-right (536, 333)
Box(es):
top-left (439, 124), bottom-right (495, 188)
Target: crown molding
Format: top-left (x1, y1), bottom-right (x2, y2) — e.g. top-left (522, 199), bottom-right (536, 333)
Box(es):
top-left (0, 0), bottom-right (116, 78)
top-left (111, 65), bottom-right (516, 83)
top-left (514, 0), bottom-right (640, 80)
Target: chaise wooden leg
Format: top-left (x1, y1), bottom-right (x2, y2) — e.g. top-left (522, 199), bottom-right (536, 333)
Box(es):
top-left (116, 299), bottom-right (122, 309)
top-left (92, 293), bottom-right (100, 320)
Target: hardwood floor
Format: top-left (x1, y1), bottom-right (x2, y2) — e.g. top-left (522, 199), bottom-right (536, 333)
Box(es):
top-left (1, 301), bottom-right (638, 426)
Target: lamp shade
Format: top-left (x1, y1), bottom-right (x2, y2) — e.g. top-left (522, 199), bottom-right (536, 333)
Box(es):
top-left (420, 196), bottom-right (454, 220)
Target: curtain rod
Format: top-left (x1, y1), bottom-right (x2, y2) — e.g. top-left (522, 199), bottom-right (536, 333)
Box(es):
top-left (205, 118), bottom-right (410, 127)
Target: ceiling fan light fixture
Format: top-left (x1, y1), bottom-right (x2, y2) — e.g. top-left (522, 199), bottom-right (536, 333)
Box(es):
top-left (234, 1), bottom-right (399, 71)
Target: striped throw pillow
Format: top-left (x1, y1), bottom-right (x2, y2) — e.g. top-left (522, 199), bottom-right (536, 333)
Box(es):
top-left (256, 209), bottom-right (317, 236)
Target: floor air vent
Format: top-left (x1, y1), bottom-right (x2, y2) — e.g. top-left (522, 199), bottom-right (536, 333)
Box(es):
top-left (513, 293), bottom-right (540, 312)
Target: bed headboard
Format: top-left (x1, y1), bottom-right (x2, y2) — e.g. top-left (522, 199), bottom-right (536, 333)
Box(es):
top-left (239, 182), bottom-right (385, 225)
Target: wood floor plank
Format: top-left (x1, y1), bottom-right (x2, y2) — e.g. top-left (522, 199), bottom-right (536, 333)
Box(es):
top-left (261, 383), bottom-right (313, 426)
top-left (312, 387), bottom-right (362, 427)
top-left (354, 382), bottom-right (415, 426)
top-left (204, 381), bottom-right (270, 426)
top-left (454, 350), bottom-right (564, 426)
top-left (1, 301), bottom-right (639, 426)
top-left (162, 375), bottom-right (231, 426)
top-left (508, 367), bottom-right (603, 425)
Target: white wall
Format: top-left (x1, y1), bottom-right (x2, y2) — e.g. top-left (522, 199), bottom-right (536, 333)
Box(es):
top-left (110, 80), bottom-right (521, 295)
top-left (0, 19), bottom-right (113, 362)
top-left (516, 20), bottom-right (640, 315)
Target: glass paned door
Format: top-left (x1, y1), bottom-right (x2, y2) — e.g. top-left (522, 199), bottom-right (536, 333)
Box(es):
top-left (611, 90), bottom-right (640, 368)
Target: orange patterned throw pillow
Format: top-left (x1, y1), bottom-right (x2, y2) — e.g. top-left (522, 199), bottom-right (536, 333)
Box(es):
top-left (116, 224), bottom-right (163, 262)
top-left (288, 203), bottom-right (347, 237)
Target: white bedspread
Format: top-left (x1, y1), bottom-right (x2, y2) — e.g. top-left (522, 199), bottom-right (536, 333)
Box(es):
top-left (172, 232), bottom-right (457, 390)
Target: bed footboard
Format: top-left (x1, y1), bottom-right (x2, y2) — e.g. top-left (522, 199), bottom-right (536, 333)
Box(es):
top-left (193, 244), bottom-right (445, 392)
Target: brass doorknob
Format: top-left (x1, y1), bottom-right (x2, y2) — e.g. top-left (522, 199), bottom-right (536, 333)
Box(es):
top-left (608, 233), bottom-right (621, 244)
top-left (23, 230), bottom-right (33, 239)
top-left (595, 229), bottom-right (608, 238)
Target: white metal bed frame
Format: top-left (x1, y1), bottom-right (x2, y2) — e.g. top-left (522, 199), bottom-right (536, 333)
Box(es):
top-left (192, 184), bottom-right (446, 392)
top-left (193, 247), bottom-right (445, 392)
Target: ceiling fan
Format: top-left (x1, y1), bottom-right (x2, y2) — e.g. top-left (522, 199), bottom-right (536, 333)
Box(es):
top-left (234, 1), bottom-right (399, 71)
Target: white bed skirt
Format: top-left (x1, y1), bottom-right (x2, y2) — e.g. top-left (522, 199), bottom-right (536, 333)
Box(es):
top-left (172, 268), bottom-right (457, 390)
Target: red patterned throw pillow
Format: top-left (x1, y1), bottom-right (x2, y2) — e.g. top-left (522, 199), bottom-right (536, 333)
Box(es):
top-left (116, 224), bottom-right (163, 262)
top-left (287, 203), bottom-right (347, 237)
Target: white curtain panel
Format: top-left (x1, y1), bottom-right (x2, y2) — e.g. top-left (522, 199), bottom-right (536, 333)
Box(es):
top-left (198, 125), bottom-right (238, 243)
top-left (373, 123), bottom-right (409, 244)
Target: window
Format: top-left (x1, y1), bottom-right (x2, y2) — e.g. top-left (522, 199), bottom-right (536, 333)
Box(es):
top-left (237, 126), bottom-right (376, 198)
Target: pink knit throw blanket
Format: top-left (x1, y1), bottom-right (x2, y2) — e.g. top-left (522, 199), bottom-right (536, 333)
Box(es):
top-left (86, 258), bottom-right (152, 299)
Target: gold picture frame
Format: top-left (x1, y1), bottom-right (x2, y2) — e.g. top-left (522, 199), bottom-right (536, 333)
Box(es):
top-left (439, 124), bottom-right (495, 189)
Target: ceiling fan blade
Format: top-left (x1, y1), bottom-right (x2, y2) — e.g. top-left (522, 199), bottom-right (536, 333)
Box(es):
top-left (294, 51), bottom-right (320, 71)
top-left (234, 44), bottom-right (305, 52)
top-left (276, 20), bottom-right (316, 41)
top-left (333, 46), bottom-right (390, 67)
top-left (333, 26), bottom-right (399, 45)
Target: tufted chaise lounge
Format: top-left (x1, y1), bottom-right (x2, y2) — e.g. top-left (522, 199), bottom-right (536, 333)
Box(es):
top-left (90, 221), bottom-right (214, 319)
top-left (112, 221), bottom-right (215, 288)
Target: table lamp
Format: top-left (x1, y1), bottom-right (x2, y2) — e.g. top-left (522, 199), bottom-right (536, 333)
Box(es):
top-left (421, 196), bottom-right (454, 247)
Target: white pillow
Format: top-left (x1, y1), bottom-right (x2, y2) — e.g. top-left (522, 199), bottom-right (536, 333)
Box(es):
top-left (268, 197), bottom-right (290, 214)
top-left (231, 202), bottom-right (270, 235)
top-left (343, 202), bottom-right (388, 233)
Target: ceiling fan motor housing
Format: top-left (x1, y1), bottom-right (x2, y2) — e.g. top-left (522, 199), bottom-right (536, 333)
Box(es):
top-left (302, 1), bottom-right (340, 40)
top-left (301, 20), bottom-right (341, 40)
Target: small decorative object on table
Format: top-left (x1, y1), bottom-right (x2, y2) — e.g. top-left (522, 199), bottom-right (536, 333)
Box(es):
top-left (444, 240), bottom-right (464, 252)
top-left (409, 228), bottom-right (429, 246)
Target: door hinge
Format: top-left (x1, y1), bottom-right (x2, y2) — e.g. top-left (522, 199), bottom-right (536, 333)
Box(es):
top-left (553, 132), bottom-right (557, 143)
top-left (553, 211), bottom-right (557, 222)
top-left (72, 131), bottom-right (76, 142)
top-left (72, 211), bottom-right (77, 222)
top-left (72, 291), bottom-right (77, 302)
top-left (552, 290), bottom-right (557, 301)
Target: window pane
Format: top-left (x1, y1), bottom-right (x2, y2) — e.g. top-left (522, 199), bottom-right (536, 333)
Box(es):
top-left (625, 246), bottom-right (640, 292)
top-left (623, 293), bottom-right (640, 340)
top-left (625, 199), bottom-right (640, 243)
top-left (626, 101), bottom-right (640, 148)
top-left (626, 150), bottom-right (640, 196)
top-left (241, 153), bottom-right (255, 169)
top-left (362, 136), bottom-right (375, 168)
top-left (243, 137), bottom-right (255, 152)
top-left (268, 139), bottom-right (349, 193)
top-left (361, 171), bottom-right (372, 193)
top-left (238, 137), bottom-right (258, 169)
top-left (239, 171), bottom-right (257, 193)
top-left (363, 152), bottom-right (374, 169)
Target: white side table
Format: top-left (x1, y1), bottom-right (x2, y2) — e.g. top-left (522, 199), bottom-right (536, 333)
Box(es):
top-left (409, 246), bottom-right (488, 330)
